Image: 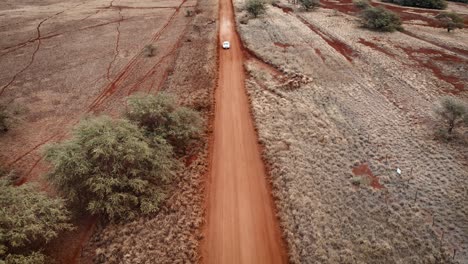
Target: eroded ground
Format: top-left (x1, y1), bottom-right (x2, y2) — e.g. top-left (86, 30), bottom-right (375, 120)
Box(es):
top-left (0, 0), bottom-right (217, 262)
top-left (235, 0), bottom-right (468, 263)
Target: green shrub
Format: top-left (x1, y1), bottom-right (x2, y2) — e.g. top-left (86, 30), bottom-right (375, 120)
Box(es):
top-left (436, 12), bottom-right (464, 32)
top-left (433, 96), bottom-right (468, 137)
top-left (360, 7), bottom-right (403, 32)
top-left (0, 178), bottom-right (72, 263)
top-left (299, 0), bottom-right (320, 11)
top-left (144, 44), bottom-right (155, 57)
top-left (246, 0), bottom-right (266, 18)
top-left (126, 93), bottom-right (202, 155)
top-left (447, 0), bottom-right (467, 3)
top-left (44, 116), bottom-right (177, 222)
top-left (383, 0), bottom-right (447, 9)
top-left (354, 0), bottom-right (370, 9)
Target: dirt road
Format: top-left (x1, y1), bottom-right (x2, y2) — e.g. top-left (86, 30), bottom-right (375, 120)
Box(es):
top-left (202, 0), bottom-right (287, 263)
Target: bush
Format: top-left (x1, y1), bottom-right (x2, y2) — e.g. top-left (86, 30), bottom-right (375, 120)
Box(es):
top-left (246, 0), bottom-right (266, 18)
top-left (436, 12), bottom-right (464, 32)
top-left (447, 0), bottom-right (467, 3)
top-left (433, 96), bottom-right (468, 137)
top-left (126, 93), bottom-right (202, 155)
top-left (354, 0), bottom-right (370, 9)
top-left (299, 0), bottom-right (320, 11)
top-left (360, 7), bottom-right (403, 32)
top-left (0, 108), bottom-right (8, 133)
top-left (383, 0), bottom-right (447, 9)
top-left (0, 178), bottom-right (73, 263)
top-left (44, 116), bottom-right (177, 222)
top-left (144, 44), bottom-right (155, 57)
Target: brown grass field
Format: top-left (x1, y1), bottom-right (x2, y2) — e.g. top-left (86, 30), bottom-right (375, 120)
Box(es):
top-left (234, 0), bottom-right (468, 263)
top-left (0, 0), bottom-right (217, 262)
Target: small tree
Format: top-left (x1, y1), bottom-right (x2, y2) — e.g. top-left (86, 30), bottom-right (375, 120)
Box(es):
top-left (246, 0), bottom-right (266, 18)
top-left (433, 96), bottom-right (468, 136)
top-left (126, 93), bottom-right (202, 155)
top-left (0, 178), bottom-right (73, 263)
top-left (436, 12), bottom-right (464, 32)
top-left (44, 116), bottom-right (177, 222)
top-left (299, 0), bottom-right (320, 11)
top-left (360, 7), bottom-right (403, 32)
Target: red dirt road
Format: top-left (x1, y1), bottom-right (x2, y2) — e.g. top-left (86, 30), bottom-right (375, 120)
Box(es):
top-left (203, 0), bottom-right (287, 263)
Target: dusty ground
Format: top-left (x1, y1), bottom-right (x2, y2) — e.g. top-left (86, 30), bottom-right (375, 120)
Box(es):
top-left (0, 0), bottom-right (217, 262)
top-left (234, 0), bottom-right (468, 263)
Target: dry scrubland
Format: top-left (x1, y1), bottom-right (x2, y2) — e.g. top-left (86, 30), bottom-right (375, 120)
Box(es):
top-left (0, 0), bottom-right (216, 262)
top-left (235, 0), bottom-right (468, 263)
top-left (81, 0), bottom-right (217, 262)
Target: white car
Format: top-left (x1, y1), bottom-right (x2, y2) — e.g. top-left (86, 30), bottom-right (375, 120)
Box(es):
top-left (222, 41), bottom-right (230, 49)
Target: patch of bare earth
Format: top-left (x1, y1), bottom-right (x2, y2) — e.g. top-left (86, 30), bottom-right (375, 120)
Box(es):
top-left (0, 0), bottom-right (217, 262)
top-left (234, 0), bottom-right (468, 263)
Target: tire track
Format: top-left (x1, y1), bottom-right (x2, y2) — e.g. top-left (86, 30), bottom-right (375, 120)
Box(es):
top-left (6, 133), bottom-right (59, 166)
top-left (127, 32), bottom-right (186, 95)
top-left (87, 0), bottom-right (188, 112)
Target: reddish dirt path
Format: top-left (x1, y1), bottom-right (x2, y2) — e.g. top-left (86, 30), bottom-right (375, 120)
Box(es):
top-left (203, 0), bottom-right (287, 263)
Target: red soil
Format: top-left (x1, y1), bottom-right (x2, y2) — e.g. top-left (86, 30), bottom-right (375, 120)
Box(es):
top-left (352, 163), bottom-right (384, 189)
top-left (315, 48), bottom-right (326, 62)
top-left (398, 46), bottom-right (467, 94)
top-left (321, 0), bottom-right (359, 14)
top-left (402, 30), bottom-right (468, 57)
top-left (272, 2), bottom-right (293, 13)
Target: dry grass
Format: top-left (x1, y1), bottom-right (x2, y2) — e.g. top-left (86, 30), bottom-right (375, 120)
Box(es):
top-left (236, 1), bottom-right (468, 263)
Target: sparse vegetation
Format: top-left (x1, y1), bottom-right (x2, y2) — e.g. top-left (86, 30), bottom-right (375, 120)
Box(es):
top-left (126, 93), bottom-right (203, 155)
top-left (354, 0), bottom-right (370, 9)
top-left (246, 0), bottom-right (266, 18)
top-left (433, 96), bottom-right (468, 138)
top-left (383, 0), bottom-right (447, 9)
top-left (0, 177), bottom-right (73, 263)
top-left (144, 44), bottom-right (155, 57)
top-left (44, 116), bottom-right (177, 222)
top-left (360, 7), bottom-right (403, 32)
top-left (0, 108), bottom-right (9, 133)
top-left (436, 12), bottom-right (464, 32)
top-left (298, 0), bottom-right (320, 11)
